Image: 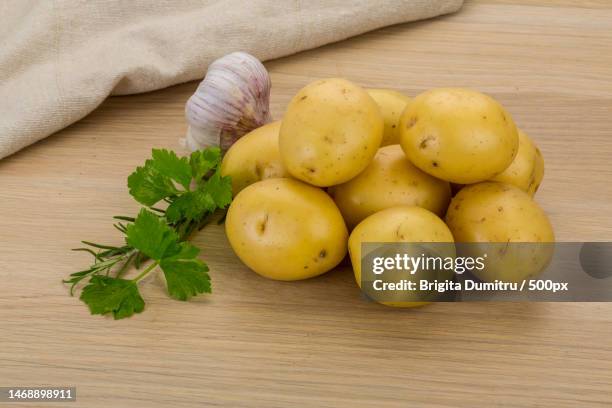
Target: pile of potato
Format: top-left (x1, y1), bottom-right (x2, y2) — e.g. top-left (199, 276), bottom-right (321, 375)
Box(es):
top-left (221, 78), bottom-right (554, 305)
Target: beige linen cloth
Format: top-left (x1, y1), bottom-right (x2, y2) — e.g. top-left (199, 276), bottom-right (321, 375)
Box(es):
top-left (0, 0), bottom-right (463, 159)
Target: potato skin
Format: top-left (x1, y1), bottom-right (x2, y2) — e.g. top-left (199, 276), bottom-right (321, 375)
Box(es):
top-left (348, 206), bottom-right (455, 307)
top-left (528, 147), bottom-right (545, 196)
top-left (445, 182), bottom-right (554, 282)
top-left (221, 121), bottom-right (289, 195)
top-left (491, 129), bottom-right (544, 196)
top-left (330, 145), bottom-right (451, 229)
top-left (399, 88), bottom-right (519, 184)
top-left (225, 178), bottom-right (348, 281)
top-left (367, 89), bottom-right (411, 146)
top-left (446, 182), bottom-right (554, 242)
top-left (279, 78), bottom-right (383, 187)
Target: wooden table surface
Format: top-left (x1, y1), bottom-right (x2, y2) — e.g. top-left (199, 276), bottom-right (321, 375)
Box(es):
top-left (2, 1), bottom-right (612, 407)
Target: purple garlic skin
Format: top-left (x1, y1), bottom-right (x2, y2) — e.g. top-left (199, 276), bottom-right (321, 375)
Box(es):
top-left (184, 52), bottom-right (272, 152)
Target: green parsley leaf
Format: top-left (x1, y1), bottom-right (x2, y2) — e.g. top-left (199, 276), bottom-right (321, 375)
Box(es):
top-left (68, 146), bottom-right (233, 319)
top-left (160, 243), bottom-right (211, 300)
top-left (126, 208), bottom-right (180, 260)
top-left (128, 160), bottom-right (178, 206)
top-left (165, 190), bottom-right (217, 223)
top-left (151, 149), bottom-right (192, 190)
top-left (203, 170), bottom-right (233, 209)
top-left (80, 275), bottom-right (145, 319)
top-left (190, 147), bottom-right (222, 182)
top-left (165, 167), bottom-right (232, 224)
top-left (165, 193), bottom-right (194, 223)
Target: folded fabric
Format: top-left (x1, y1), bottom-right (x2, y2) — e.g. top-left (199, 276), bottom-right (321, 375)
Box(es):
top-left (0, 0), bottom-right (463, 159)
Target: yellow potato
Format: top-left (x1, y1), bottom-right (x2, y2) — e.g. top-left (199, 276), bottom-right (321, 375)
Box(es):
top-left (528, 147), bottom-right (545, 196)
top-left (491, 129), bottom-right (544, 196)
top-left (279, 78), bottom-right (383, 187)
top-left (225, 178), bottom-right (348, 281)
top-left (367, 89), bottom-right (411, 146)
top-left (445, 182), bottom-right (554, 282)
top-left (399, 88), bottom-right (519, 184)
top-left (329, 145), bottom-right (451, 229)
top-left (221, 121), bottom-right (289, 195)
top-left (349, 206), bottom-right (455, 307)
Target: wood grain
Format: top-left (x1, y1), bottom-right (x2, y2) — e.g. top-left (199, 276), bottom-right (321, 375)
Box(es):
top-left (1, 1), bottom-right (612, 407)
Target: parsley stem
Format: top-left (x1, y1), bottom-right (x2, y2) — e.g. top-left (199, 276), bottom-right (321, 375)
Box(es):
top-left (115, 250), bottom-right (137, 279)
top-left (132, 260), bottom-right (159, 282)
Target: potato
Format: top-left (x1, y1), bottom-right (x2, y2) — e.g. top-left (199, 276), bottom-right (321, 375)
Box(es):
top-left (349, 206), bottom-right (455, 307)
top-left (225, 178), bottom-right (348, 280)
top-left (528, 147), bottom-right (545, 196)
top-left (329, 145), bottom-right (451, 229)
top-left (445, 182), bottom-right (554, 282)
top-left (399, 88), bottom-right (519, 184)
top-left (279, 78), bottom-right (383, 187)
top-left (491, 129), bottom-right (544, 196)
top-left (367, 89), bottom-right (411, 146)
top-left (446, 182), bottom-right (554, 242)
top-left (221, 121), bottom-right (289, 195)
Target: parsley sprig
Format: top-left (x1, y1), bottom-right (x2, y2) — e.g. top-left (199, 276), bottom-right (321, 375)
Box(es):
top-left (64, 147), bottom-right (232, 319)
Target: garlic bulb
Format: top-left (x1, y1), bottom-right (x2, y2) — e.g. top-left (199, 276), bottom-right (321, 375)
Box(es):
top-left (183, 52), bottom-right (272, 152)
